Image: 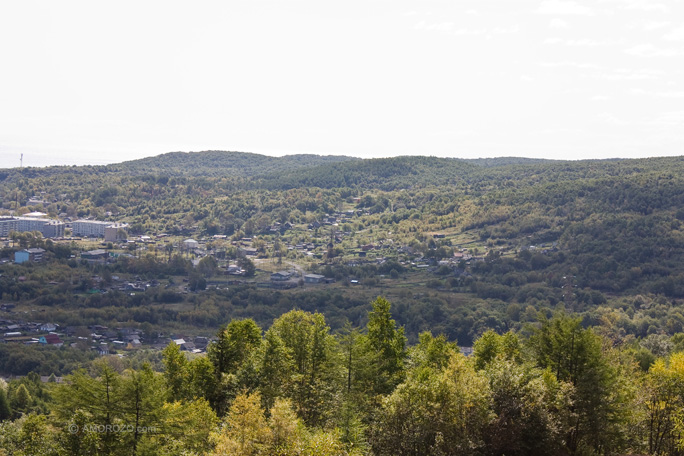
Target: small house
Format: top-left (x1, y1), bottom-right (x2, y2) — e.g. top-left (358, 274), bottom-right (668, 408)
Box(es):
top-left (226, 265), bottom-right (243, 275)
top-left (271, 271), bottom-right (293, 281)
top-left (304, 274), bottom-right (325, 284)
top-left (183, 239), bottom-right (199, 250)
top-left (81, 249), bottom-right (108, 261)
top-left (39, 334), bottom-right (63, 347)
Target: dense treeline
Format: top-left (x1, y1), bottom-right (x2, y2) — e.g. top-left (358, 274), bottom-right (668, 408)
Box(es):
top-left (3, 298), bottom-right (684, 455)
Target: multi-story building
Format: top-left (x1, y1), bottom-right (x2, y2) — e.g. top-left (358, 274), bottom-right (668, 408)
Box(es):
top-left (73, 220), bottom-right (128, 238)
top-left (15, 248), bottom-right (46, 264)
top-left (104, 223), bottom-right (129, 242)
top-left (42, 221), bottom-right (65, 238)
top-left (72, 220), bottom-right (111, 237)
top-left (0, 216), bottom-right (65, 238)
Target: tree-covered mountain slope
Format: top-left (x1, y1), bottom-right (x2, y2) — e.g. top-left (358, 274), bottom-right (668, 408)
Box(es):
top-left (109, 150), bottom-right (359, 177)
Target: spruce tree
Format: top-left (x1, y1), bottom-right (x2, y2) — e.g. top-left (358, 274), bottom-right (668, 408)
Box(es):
top-left (0, 387), bottom-right (11, 421)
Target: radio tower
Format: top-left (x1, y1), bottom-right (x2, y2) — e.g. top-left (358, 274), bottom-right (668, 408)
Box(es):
top-left (20, 153), bottom-right (23, 168)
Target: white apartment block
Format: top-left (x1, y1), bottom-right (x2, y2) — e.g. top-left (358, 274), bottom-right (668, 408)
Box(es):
top-left (0, 216), bottom-right (65, 238)
top-left (73, 220), bottom-right (128, 238)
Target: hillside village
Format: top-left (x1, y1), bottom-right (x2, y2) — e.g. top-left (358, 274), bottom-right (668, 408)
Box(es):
top-left (0, 192), bottom-right (567, 360)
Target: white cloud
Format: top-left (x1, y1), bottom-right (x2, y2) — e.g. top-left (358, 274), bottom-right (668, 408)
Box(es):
top-left (591, 95), bottom-right (610, 100)
top-left (624, 44), bottom-right (681, 57)
top-left (418, 24), bottom-right (519, 37)
top-left (643, 21), bottom-right (670, 31)
top-left (594, 68), bottom-right (665, 80)
top-left (540, 61), bottom-right (603, 69)
top-left (414, 21), bottom-right (454, 33)
top-left (451, 28), bottom-right (487, 35)
top-left (664, 25), bottom-right (684, 41)
top-left (493, 25), bottom-right (521, 34)
top-left (596, 112), bottom-right (628, 125)
top-left (625, 1), bottom-right (668, 12)
top-left (600, 0), bottom-right (669, 12)
top-left (520, 75), bottom-right (535, 82)
top-left (630, 88), bottom-right (684, 98)
top-left (535, 0), bottom-right (594, 16)
top-left (544, 37), bottom-right (622, 46)
top-left (549, 18), bottom-right (570, 28)
top-left (645, 111), bottom-right (684, 129)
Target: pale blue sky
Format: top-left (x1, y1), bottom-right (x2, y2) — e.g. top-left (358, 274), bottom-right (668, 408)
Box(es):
top-left (1, 0), bottom-right (683, 167)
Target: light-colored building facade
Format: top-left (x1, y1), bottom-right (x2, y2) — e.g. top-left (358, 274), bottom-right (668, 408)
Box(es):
top-left (72, 220), bottom-right (111, 237)
top-left (104, 223), bottom-right (129, 242)
top-left (0, 216), bottom-right (65, 238)
top-left (183, 239), bottom-right (199, 250)
top-left (73, 220), bottom-right (128, 238)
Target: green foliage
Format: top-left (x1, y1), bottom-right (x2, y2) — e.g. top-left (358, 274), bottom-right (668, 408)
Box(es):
top-left (527, 314), bottom-right (629, 454)
top-left (644, 352), bottom-right (684, 455)
top-left (209, 391), bottom-right (348, 456)
top-left (209, 319), bottom-right (262, 377)
top-left (161, 343), bottom-right (187, 402)
top-left (0, 413), bottom-right (60, 456)
top-left (409, 332), bottom-right (458, 371)
top-left (206, 319), bottom-right (262, 415)
top-left (362, 297), bottom-right (407, 396)
top-left (473, 330), bottom-right (521, 371)
top-left (483, 359), bottom-right (572, 456)
top-left (0, 387), bottom-right (11, 421)
top-left (2, 303), bottom-right (684, 454)
top-left (371, 353), bottom-right (492, 455)
top-left (265, 310), bottom-right (339, 426)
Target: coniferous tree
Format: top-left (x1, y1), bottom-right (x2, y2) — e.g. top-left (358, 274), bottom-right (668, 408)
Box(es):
top-left (210, 391), bottom-right (269, 456)
top-left (208, 319), bottom-right (262, 416)
top-left (118, 364), bottom-right (165, 452)
top-left (0, 387), bottom-right (11, 421)
top-left (360, 296), bottom-right (407, 397)
top-left (528, 314), bottom-right (627, 454)
top-left (9, 384), bottom-right (31, 417)
top-left (162, 342), bottom-right (187, 402)
top-left (266, 310), bottom-right (339, 426)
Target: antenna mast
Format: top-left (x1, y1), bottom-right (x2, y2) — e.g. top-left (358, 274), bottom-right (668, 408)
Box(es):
top-left (20, 153), bottom-right (23, 168)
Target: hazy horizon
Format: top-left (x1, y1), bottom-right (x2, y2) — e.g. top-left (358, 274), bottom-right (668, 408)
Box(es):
top-left (2, 1), bottom-right (683, 168)
top-left (3, 148), bottom-right (682, 171)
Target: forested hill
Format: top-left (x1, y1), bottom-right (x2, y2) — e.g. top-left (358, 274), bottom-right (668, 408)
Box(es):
top-left (109, 150), bottom-right (359, 177)
top-left (0, 150), bottom-right (358, 181)
top-left (255, 155), bottom-right (684, 191)
top-left (4, 151), bottom-right (678, 186)
top-left (255, 156), bottom-right (481, 190)
top-left (463, 157), bottom-right (553, 167)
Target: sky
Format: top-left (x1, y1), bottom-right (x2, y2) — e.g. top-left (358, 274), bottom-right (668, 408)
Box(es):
top-left (1, 0), bottom-right (683, 168)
